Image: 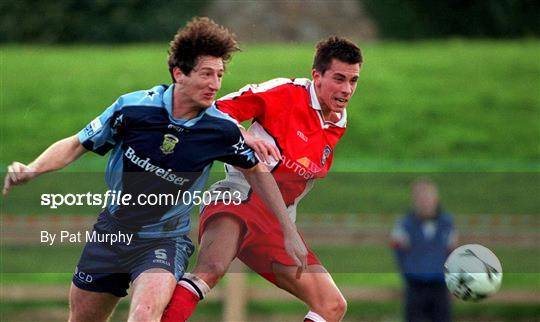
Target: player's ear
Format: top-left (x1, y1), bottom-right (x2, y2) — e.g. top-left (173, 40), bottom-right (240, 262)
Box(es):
top-left (312, 68), bottom-right (321, 83)
top-left (312, 68), bottom-right (323, 87)
top-left (173, 67), bottom-right (184, 84)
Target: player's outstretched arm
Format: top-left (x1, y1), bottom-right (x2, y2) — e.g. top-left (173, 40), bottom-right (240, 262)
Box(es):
top-left (3, 135), bottom-right (87, 196)
top-left (237, 163), bottom-right (308, 270)
top-left (239, 128), bottom-right (281, 164)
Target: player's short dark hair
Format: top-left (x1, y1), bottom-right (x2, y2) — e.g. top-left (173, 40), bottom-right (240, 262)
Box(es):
top-left (168, 17), bottom-right (239, 82)
top-left (313, 36), bottom-right (362, 74)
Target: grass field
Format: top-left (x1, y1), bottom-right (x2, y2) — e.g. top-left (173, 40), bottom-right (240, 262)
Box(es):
top-left (1, 40), bottom-right (539, 169)
top-left (1, 41), bottom-right (539, 321)
top-left (1, 299), bottom-right (538, 322)
top-left (1, 244), bottom-right (538, 288)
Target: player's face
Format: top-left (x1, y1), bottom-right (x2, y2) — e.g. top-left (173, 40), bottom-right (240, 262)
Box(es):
top-left (312, 59), bottom-right (360, 118)
top-left (413, 185), bottom-right (439, 219)
top-left (175, 55), bottom-right (224, 109)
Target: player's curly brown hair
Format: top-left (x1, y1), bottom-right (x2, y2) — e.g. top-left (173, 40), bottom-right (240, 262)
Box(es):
top-left (313, 36), bottom-right (362, 74)
top-left (167, 17), bottom-right (239, 82)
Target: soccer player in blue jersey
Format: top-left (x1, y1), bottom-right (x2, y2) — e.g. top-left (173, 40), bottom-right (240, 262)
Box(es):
top-left (2, 17), bottom-right (307, 322)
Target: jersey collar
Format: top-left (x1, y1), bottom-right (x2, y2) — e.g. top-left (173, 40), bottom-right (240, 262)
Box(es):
top-left (308, 81), bottom-right (347, 129)
top-left (163, 84), bottom-right (207, 127)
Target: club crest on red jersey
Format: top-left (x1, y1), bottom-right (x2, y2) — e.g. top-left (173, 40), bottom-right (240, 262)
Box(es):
top-left (321, 146), bottom-right (332, 166)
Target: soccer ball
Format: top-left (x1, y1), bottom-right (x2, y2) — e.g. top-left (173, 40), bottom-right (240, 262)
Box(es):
top-left (444, 244), bottom-right (503, 301)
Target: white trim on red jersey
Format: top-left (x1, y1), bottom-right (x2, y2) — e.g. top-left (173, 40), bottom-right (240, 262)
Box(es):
top-left (308, 81), bottom-right (348, 129)
top-left (219, 77), bottom-right (305, 100)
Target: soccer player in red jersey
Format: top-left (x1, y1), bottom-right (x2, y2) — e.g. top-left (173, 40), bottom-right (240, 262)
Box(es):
top-left (162, 37), bottom-right (362, 322)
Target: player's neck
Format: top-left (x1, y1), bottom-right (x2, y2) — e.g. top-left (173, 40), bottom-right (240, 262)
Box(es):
top-left (321, 108), bottom-right (340, 124)
top-left (172, 89), bottom-right (204, 120)
top-left (172, 104), bottom-right (201, 120)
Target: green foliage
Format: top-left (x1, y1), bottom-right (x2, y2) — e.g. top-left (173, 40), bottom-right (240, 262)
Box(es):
top-left (0, 0), bottom-right (211, 43)
top-left (2, 0), bottom-right (539, 43)
top-left (362, 0), bottom-right (540, 39)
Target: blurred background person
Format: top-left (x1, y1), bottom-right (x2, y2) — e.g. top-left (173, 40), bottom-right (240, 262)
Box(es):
top-left (391, 178), bottom-right (458, 322)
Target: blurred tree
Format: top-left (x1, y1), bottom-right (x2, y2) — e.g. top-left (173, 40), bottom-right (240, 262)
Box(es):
top-left (203, 0), bottom-right (377, 42)
top-left (362, 0), bottom-right (540, 39)
top-left (1, 0), bottom-right (538, 43)
top-left (0, 0), bottom-right (211, 43)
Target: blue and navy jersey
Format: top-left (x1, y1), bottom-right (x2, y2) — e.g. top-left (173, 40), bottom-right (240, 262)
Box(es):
top-left (78, 84), bottom-right (258, 238)
top-left (391, 210), bottom-right (456, 283)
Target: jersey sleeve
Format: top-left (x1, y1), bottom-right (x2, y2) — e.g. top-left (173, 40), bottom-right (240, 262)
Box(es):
top-left (216, 84), bottom-right (268, 122)
top-left (217, 125), bottom-right (259, 169)
top-left (390, 218), bottom-right (410, 249)
top-left (391, 217), bottom-right (410, 273)
top-left (78, 98), bottom-right (124, 155)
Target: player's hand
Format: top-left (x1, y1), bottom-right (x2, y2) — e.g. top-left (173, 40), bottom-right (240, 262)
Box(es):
top-left (282, 226), bottom-right (308, 273)
top-left (3, 162), bottom-right (36, 196)
top-left (243, 133), bottom-right (281, 164)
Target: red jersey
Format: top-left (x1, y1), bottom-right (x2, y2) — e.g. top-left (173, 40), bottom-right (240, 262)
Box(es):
top-left (213, 78), bottom-right (346, 222)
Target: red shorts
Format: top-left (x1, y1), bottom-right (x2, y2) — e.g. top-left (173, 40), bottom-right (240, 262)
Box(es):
top-left (199, 196), bottom-right (320, 285)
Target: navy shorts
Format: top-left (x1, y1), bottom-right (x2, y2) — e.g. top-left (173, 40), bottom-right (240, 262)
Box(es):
top-left (72, 213), bottom-right (194, 297)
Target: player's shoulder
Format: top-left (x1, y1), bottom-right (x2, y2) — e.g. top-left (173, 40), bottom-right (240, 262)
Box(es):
top-left (259, 77), bottom-right (310, 90)
top-left (402, 212), bottom-right (417, 226)
top-left (438, 211), bottom-right (454, 225)
top-left (220, 78), bottom-right (310, 101)
top-left (202, 106), bottom-right (243, 144)
top-left (254, 77), bottom-right (310, 95)
top-left (203, 105), bottom-right (240, 129)
top-left (116, 84), bottom-right (168, 109)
